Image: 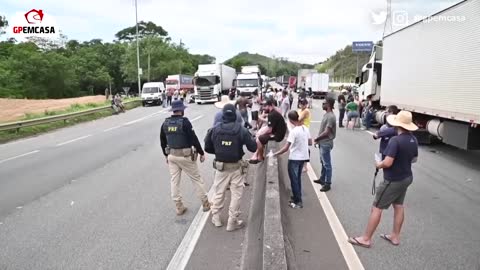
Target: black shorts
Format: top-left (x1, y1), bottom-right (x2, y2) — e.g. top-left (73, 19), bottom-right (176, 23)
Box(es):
top-left (252, 111), bottom-right (259, 121)
top-left (258, 133), bottom-right (283, 145)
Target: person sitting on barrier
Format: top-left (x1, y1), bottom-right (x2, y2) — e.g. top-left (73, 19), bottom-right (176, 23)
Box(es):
top-left (273, 110), bottom-right (312, 209)
top-left (249, 100), bottom-right (287, 164)
top-left (204, 104), bottom-right (257, 231)
top-left (111, 96), bottom-right (120, 114)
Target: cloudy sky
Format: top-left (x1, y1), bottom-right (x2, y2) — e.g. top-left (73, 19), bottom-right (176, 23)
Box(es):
top-left (2, 0), bottom-right (460, 64)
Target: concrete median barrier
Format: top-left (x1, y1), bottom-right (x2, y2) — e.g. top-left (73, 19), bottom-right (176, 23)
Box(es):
top-left (240, 141), bottom-right (287, 270)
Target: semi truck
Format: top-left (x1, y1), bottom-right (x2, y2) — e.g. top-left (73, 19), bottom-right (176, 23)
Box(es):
top-left (356, 0), bottom-right (480, 150)
top-left (276, 75), bottom-right (289, 87)
top-left (193, 64), bottom-right (236, 104)
top-left (234, 65), bottom-right (262, 97)
top-left (297, 69), bottom-right (317, 90)
top-left (165, 74), bottom-right (194, 94)
top-left (307, 73), bottom-right (329, 99)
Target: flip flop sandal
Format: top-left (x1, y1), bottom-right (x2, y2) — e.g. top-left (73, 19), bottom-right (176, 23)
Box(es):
top-left (380, 234), bottom-right (400, 246)
top-left (348, 237), bottom-right (371, 248)
top-left (248, 159), bottom-right (263, 164)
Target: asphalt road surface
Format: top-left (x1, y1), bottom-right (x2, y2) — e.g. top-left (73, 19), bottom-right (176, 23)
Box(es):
top-left (307, 100), bottom-right (480, 270)
top-left (0, 104), bottom-right (220, 270)
top-left (1, 98), bottom-right (479, 270)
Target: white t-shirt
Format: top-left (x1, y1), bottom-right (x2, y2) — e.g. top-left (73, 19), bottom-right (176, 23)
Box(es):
top-left (287, 125), bottom-right (311, 161)
top-left (276, 91), bottom-right (283, 102)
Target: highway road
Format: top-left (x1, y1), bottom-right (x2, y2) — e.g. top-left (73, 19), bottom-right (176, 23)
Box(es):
top-left (307, 101), bottom-right (480, 270)
top-left (0, 104), bottom-right (219, 269)
top-left (0, 98), bottom-right (479, 270)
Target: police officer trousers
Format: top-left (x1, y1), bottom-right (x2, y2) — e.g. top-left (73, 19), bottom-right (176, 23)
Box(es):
top-left (211, 162), bottom-right (245, 220)
top-left (167, 154), bottom-right (208, 204)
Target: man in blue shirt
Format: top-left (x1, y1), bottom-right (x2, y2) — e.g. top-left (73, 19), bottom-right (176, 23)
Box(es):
top-left (349, 111), bottom-right (418, 248)
top-left (373, 105), bottom-right (399, 158)
top-left (213, 95), bottom-right (244, 127)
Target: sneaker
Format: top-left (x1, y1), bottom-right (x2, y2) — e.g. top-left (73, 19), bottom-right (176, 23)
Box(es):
top-left (202, 199), bottom-right (211, 212)
top-left (212, 214), bottom-right (222, 227)
top-left (226, 219), bottom-right (245, 232)
top-left (320, 185), bottom-right (331, 192)
top-left (313, 179), bottom-right (325, 185)
top-left (175, 202), bottom-right (187, 216)
top-left (289, 202), bottom-right (303, 209)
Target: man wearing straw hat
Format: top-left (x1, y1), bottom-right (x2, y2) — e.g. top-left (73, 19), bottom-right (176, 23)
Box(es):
top-left (213, 95), bottom-right (244, 127)
top-left (348, 111), bottom-right (419, 248)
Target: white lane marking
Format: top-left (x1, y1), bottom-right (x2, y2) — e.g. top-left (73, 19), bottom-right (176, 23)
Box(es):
top-left (166, 186), bottom-right (213, 270)
top-left (56, 135), bottom-right (92, 147)
top-left (306, 163), bottom-right (365, 270)
top-left (311, 120), bottom-right (322, 123)
top-left (122, 109), bottom-right (167, 126)
top-left (0, 150), bottom-right (40, 165)
top-left (0, 137), bottom-right (36, 149)
top-left (191, 115), bottom-right (204, 122)
top-left (103, 125), bottom-right (122, 132)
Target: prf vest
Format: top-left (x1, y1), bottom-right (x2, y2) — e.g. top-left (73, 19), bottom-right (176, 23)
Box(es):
top-left (212, 122), bottom-right (243, 163)
top-left (163, 117), bottom-right (189, 149)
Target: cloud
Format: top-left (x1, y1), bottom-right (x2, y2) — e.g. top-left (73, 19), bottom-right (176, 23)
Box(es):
top-left (2, 0), bottom-right (460, 64)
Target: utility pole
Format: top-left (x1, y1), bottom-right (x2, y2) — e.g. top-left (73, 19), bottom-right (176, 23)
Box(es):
top-left (147, 51), bottom-right (151, 82)
top-left (135, 0), bottom-right (141, 96)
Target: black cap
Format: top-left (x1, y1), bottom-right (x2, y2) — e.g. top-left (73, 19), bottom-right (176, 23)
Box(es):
top-left (263, 99), bottom-right (275, 107)
top-left (222, 104), bottom-right (237, 122)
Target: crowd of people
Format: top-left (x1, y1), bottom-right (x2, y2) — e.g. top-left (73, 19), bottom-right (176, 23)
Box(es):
top-left (159, 89), bottom-right (419, 249)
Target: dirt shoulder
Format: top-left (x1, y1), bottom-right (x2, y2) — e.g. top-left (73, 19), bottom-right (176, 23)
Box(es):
top-left (0, 96), bottom-right (107, 123)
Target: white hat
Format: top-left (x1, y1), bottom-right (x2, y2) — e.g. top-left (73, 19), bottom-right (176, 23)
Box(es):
top-left (387, 111), bottom-right (418, 131)
top-left (214, 95), bottom-right (235, 109)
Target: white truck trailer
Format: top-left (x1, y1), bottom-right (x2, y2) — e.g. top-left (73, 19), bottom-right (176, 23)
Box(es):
top-left (235, 65), bottom-right (262, 97)
top-left (356, 0), bottom-right (480, 150)
top-left (297, 69), bottom-right (318, 90)
top-left (309, 73), bottom-right (330, 99)
top-left (193, 64), bottom-right (236, 104)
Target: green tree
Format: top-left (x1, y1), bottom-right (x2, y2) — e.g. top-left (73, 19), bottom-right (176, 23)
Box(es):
top-left (115, 21), bottom-right (168, 41)
top-left (0, 15), bottom-right (7, 36)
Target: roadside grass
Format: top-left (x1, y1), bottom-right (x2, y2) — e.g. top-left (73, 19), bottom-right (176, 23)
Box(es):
top-left (0, 100), bottom-right (141, 144)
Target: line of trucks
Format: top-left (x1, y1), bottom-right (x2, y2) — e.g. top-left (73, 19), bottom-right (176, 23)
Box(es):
top-left (356, 0), bottom-right (479, 150)
top-left (141, 64), bottom-right (332, 106)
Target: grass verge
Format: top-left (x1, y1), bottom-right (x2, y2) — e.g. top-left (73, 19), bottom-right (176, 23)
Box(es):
top-left (0, 101), bottom-right (141, 144)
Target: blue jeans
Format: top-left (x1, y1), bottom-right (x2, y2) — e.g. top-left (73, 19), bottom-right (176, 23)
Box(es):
top-left (319, 144), bottom-right (333, 185)
top-left (288, 160), bottom-right (305, 204)
top-left (364, 110), bottom-right (373, 129)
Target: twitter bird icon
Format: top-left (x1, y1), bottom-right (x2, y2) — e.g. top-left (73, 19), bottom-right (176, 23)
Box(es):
top-left (371, 11), bottom-right (388, 25)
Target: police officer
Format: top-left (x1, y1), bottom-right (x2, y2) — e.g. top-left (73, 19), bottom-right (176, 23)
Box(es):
top-left (160, 100), bottom-right (210, 215)
top-left (204, 104), bottom-right (257, 231)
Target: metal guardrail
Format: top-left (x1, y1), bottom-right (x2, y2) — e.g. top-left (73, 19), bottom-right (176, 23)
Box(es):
top-left (0, 100), bottom-right (141, 132)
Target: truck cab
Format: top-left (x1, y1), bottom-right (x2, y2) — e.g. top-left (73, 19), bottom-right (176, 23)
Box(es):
top-left (194, 74), bottom-right (221, 103)
top-left (234, 65), bottom-right (262, 97)
top-left (357, 46), bottom-right (383, 103)
top-left (235, 73), bottom-right (262, 97)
